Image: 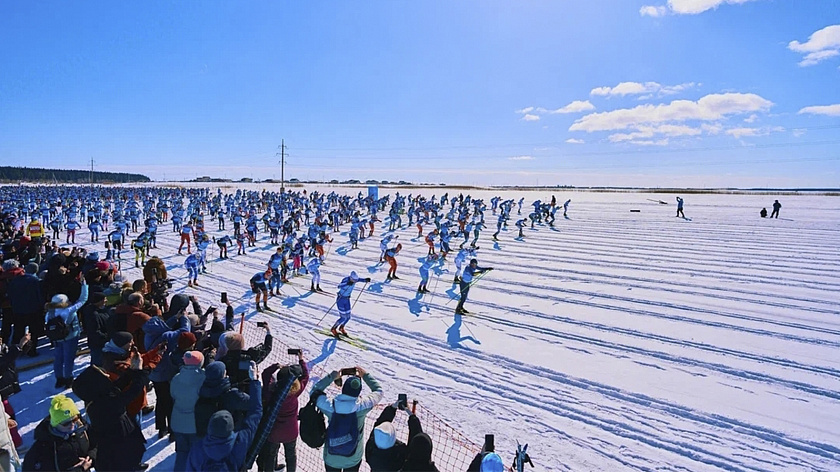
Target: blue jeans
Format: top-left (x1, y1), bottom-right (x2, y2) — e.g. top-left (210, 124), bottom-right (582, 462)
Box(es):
top-left (54, 336), bottom-right (79, 379)
top-left (173, 432), bottom-right (199, 471)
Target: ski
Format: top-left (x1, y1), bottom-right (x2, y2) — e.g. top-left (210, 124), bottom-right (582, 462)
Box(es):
top-left (313, 329), bottom-right (368, 350)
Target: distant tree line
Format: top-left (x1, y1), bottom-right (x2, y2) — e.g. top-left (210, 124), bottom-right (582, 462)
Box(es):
top-left (0, 166), bottom-right (150, 183)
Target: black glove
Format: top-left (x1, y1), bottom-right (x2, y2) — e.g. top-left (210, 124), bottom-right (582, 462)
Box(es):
top-left (365, 278), bottom-right (371, 283)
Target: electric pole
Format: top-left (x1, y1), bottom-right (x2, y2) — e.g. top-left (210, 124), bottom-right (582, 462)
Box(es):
top-left (276, 140), bottom-right (287, 193)
top-left (89, 157), bottom-right (95, 187)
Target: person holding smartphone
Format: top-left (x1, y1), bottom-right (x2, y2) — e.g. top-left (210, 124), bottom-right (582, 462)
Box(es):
top-left (256, 350), bottom-right (309, 472)
top-left (311, 366), bottom-right (383, 472)
top-left (364, 395), bottom-right (411, 471)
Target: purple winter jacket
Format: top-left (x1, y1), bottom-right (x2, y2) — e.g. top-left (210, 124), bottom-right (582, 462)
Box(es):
top-left (262, 358), bottom-right (309, 444)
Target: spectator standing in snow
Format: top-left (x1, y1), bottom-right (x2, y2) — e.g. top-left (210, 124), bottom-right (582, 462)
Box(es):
top-left (771, 200), bottom-right (781, 218)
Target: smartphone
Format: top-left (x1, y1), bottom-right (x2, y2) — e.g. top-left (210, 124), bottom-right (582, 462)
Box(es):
top-left (340, 367), bottom-right (357, 376)
top-left (221, 292), bottom-right (228, 304)
top-left (398, 393), bottom-right (408, 409)
top-left (288, 348), bottom-right (302, 355)
top-left (256, 321), bottom-right (268, 328)
top-left (484, 434), bottom-right (495, 452)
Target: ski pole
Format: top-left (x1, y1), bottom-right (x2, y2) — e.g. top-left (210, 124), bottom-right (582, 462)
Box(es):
top-left (315, 298), bottom-right (339, 327)
top-left (350, 281), bottom-right (368, 311)
top-left (445, 269), bottom-right (491, 305)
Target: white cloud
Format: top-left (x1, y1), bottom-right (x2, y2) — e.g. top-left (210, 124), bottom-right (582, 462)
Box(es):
top-left (641, 0), bottom-right (757, 17)
top-left (640, 5), bottom-right (668, 17)
top-left (565, 138), bottom-right (585, 144)
top-left (667, 0), bottom-right (757, 15)
top-left (515, 107), bottom-right (535, 114)
top-left (725, 126), bottom-right (784, 138)
top-left (509, 155), bottom-right (534, 161)
top-left (629, 139), bottom-right (670, 146)
top-left (521, 114), bottom-right (540, 122)
top-left (789, 25), bottom-right (840, 66)
top-left (535, 100), bottom-right (596, 114)
top-left (792, 129), bottom-right (806, 138)
top-left (744, 114), bottom-right (758, 123)
top-left (798, 104), bottom-right (840, 116)
top-left (590, 81), bottom-right (696, 98)
top-left (571, 92), bottom-right (773, 132)
top-left (608, 124), bottom-right (702, 143)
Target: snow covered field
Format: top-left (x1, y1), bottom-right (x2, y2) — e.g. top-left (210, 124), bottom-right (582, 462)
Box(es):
top-left (13, 186), bottom-right (840, 471)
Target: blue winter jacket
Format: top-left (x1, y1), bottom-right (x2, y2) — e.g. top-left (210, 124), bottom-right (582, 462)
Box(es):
top-left (143, 315), bottom-right (191, 382)
top-left (186, 380), bottom-right (262, 472)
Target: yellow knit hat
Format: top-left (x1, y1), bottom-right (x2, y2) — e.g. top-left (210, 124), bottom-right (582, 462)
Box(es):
top-left (49, 395), bottom-right (79, 426)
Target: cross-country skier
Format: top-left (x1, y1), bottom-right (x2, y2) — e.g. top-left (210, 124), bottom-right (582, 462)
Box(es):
top-left (515, 218), bottom-right (527, 238)
top-left (455, 258), bottom-right (492, 315)
top-left (563, 199), bottom-right (571, 217)
top-left (178, 222), bottom-right (193, 254)
top-left (216, 235), bottom-right (232, 259)
top-left (250, 268), bottom-right (272, 312)
top-left (417, 253), bottom-right (438, 293)
top-left (385, 243), bottom-right (403, 280)
top-left (676, 197), bottom-right (685, 218)
top-left (307, 256), bottom-right (324, 292)
top-left (453, 246), bottom-right (476, 283)
top-left (379, 234), bottom-right (398, 262)
top-left (330, 271), bottom-right (371, 337)
top-left (185, 253), bottom-right (200, 287)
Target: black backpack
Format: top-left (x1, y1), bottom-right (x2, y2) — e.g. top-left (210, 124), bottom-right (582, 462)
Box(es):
top-left (45, 315), bottom-right (70, 341)
top-left (299, 390), bottom-right (326, 448)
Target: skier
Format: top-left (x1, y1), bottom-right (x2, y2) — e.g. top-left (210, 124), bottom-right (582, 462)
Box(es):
top-left (306, 256), bottom-right (324, 292)
top-left (417, 253), bottom-right (438, 293)
top-left (384, 243), bottom-right (402, 280)
top-left (563, 199), bottom-right (571, 217)
top-left (455, 258), bottom-right (492, 315)
top-left (178, 222), bottom-right (193, 254)
top-left (771, 200), bottom-right (781, 218)
top-left (453, 247), bottom-right (476, 283)
top-left (217, 234), bottom-right (232, 259)
top-left (267, 247), bottom-right (285, 297)
top-left (250, 268), bottom-right (272, 312)
top-left (379, 234), bottom-right (398, 263)
top-left (64, 219), bottom-right (80, 244)
top-left (330, 271), bottom-right (371, 337)
top-left (676, 197), bottom-right (685, 218)
top-left (515, 218), bottom-right (527, 238)
top-left (185, 253), bottom-right (200, 287)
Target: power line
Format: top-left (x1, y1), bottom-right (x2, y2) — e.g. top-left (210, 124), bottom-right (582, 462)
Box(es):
top-left (286, 139), bottom-right (840, 161)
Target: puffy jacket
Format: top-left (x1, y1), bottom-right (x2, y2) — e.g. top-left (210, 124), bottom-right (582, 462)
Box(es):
top-left (45, 283), bottom-right (88, 341)
top-left (364, 405), bottom-right (408, 472)
top-left (171, 365), bottom-right (206, 435)
top-left (143, 315), bottom-right (190, 382)
top-left (23, 417), bottom-right (96, 472)
top-left (194, 361), bottom-right (250, 436)
top-left (262, 359), bottom-right (309, 444)
top-left (186, 380), bottom-right (262, 472)
top-left (314, 371), bottom-right (383, 469)
top-left (6, 273), bottom-right (43, 315)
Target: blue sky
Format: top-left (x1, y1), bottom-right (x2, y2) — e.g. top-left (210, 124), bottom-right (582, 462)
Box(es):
top-left (1, 0), bottom-right (838, 187)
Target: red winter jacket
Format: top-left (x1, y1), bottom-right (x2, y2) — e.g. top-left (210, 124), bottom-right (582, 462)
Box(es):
top-left (262, 358), bottom-right (309, 444)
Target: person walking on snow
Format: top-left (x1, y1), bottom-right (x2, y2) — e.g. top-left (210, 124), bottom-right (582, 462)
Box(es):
top-left (330, 271), bottom-right (371, 337)
top-left (771, 199), bottom-right (781, 218)
top-left (563, 199), bottom-right (571, 217)
top-left (676, 197), bottom-right (685, 218)
top-left (455, 259), bottom-right (492, 315)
